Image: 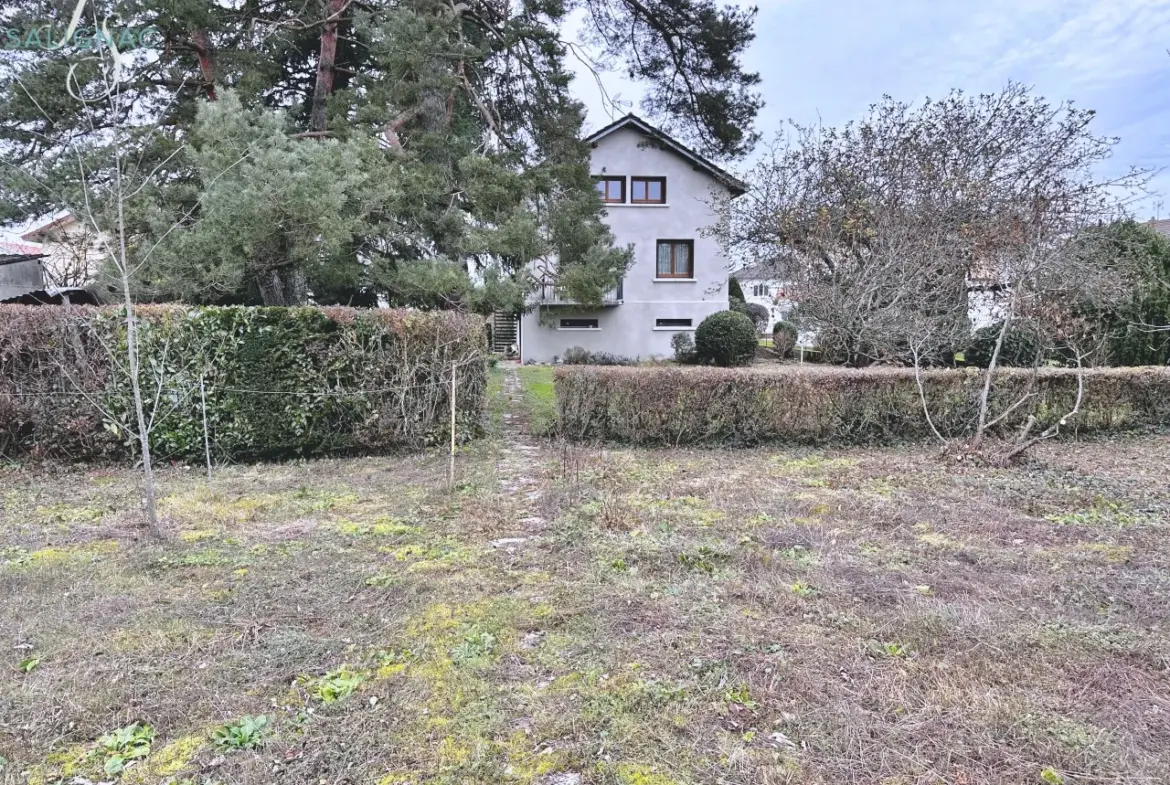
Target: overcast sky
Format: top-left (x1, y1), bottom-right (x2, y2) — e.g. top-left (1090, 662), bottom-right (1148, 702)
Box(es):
top-left (572, 0), bottom-right (1170, 218)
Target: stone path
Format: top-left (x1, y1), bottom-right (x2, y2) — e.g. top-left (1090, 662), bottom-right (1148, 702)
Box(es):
top-left (493, 363), bottom-right (547, 541)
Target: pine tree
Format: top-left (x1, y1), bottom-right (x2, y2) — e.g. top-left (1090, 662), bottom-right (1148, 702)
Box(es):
top-left (1, 0), bottom-right (761, 309)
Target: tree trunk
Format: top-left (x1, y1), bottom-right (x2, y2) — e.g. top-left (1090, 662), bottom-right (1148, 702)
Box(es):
top-left (190, 29), bottom-right (217, 100)
top-left (309, 0), bottom-right (347, 133)
top-left (257, 267), bottom-right (308, 306)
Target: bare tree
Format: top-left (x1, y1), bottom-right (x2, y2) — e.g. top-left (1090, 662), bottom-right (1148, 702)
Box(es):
top-left (720, 83), bottom-right (1147, 459)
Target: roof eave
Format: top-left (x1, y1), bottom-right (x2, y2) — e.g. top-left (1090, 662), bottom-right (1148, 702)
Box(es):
top-left (585, 114), bottom-right (748, 198)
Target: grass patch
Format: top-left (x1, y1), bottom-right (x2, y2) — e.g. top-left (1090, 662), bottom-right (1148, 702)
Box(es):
top-left (5, 431), bottom-right (1170, 784)
top-left (517, 365), bottom-right (557, 436)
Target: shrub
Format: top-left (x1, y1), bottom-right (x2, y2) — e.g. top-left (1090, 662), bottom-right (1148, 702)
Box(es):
top-left (562, 346), bottom-right (592, 365)
top-left (0, 305), bottom-right (487, 462)
top-left (554, 365), bottom-right (1170, 446)
top-left (670, 332), bottom-right (697, 364)
top-left (728, 276), bottom-right (745, 301)
top-left (731, 299), bottom-right (770, 332)
top-left (963, 320), bottom-right (1050, 368)
top-left (772, 321), bottom-right (798, 359)
top-left (561, 346), bottom-right (636, 366)
top-left (695, 311), bottom-right (757, 367)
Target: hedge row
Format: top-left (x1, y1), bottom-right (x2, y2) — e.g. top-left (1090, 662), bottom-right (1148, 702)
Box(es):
top-left (555, 365), bottom-right (1170, 446)
top-left (0, 305), bottom-right (487, 462)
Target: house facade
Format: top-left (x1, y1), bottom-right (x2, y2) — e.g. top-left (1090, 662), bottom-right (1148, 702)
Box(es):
top-left (518, 115), bottom-right (745, 363)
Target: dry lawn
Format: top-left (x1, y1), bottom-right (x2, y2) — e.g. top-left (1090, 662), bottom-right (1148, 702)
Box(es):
top-left (2, 375), bottom-right (1169, 785)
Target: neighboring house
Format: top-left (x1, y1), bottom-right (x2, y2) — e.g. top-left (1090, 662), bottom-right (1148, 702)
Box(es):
top-left (734, 262), bottom-right (793, 331)
top-left (0, 241), bottom-right (47, 301)
top-left (1148, 218), bottom-right (1170, 238)
top-left (518, 114), bottom-right (746, 363)
top-left (21, 213), bottom-right (107, 288)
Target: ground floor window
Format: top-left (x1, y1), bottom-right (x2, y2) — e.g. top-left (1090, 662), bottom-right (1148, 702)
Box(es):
top-left (559, 318), bottom-right (599, 329)
top-left (655, 318), bottom-right (693, 328)
top-left (656, 240), bottom-right (694, 278)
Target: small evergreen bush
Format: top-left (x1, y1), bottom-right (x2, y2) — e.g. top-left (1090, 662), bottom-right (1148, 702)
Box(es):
top-left (731, 299), bottom-right (769, 332)
top-left (670, 332), bottom-right (697, 364)
top-left (695, 311), bottom-right (757, 367)
top-left (728, 276), bottom-right (745, 301)
top-left (772, 321), bottom-right (798, 359)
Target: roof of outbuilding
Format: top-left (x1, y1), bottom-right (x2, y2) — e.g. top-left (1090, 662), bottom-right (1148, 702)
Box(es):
top-left (584, 113), bottom-right (748, 197)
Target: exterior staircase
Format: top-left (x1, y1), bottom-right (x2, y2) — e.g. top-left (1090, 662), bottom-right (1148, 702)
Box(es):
top-left (491, 312), bottom-right (518, 355)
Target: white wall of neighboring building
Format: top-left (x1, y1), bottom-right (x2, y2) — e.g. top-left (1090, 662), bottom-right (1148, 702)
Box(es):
top-left (520, 123), bottom-right (733, 362)
top-left (21, 214), bottom-right (106, 288)
top-left (737, 274), bottom-right (793, 332)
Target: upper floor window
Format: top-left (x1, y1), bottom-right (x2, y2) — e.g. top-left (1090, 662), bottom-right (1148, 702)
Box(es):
top-left (656, 240), bottom-right (694, 279)
top-left (630, 176), bottom-right (666, 204)
top-left (594, 177), bottom-right (625, 203)
top-left (752, 284), bottom-right (769, 297)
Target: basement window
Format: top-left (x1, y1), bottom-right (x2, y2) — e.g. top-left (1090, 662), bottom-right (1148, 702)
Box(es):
top-left (655, 318), bottom-right (693, 329)
top-left (559, 318), bottom-right (600, 330)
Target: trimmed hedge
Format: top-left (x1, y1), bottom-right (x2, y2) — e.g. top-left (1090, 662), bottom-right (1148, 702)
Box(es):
top-left (0, 305), bottom-right (487, 462)
top-left (555, 365), bottom-right (1170, 446)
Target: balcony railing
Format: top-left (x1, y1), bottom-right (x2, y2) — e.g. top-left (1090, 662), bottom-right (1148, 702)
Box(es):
top-left (535, 278), bottom-right (623, 306)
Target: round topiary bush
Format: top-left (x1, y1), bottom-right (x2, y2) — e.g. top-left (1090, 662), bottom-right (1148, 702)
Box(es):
top-left (964, 320), bottom-right (1049, 368)
top-left (771, 320), bottom-right (798, 359)
top-left (695, 310), bottom-right (757, 367)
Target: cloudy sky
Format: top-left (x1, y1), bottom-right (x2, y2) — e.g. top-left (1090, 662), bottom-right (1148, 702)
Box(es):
top-left (572, 0), bottom-right (1170, 217)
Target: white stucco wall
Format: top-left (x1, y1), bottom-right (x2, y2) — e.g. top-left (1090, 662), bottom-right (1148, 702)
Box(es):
top-left (520, 127), bottom-right (731, 362)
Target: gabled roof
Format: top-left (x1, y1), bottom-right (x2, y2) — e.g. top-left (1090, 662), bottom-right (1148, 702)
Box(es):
top-left (21, 213), bottom-right (78, 242)
top-left (732, 262), bottom-right (783, 282)
top-left (584, 114), bottom-right (748, 197)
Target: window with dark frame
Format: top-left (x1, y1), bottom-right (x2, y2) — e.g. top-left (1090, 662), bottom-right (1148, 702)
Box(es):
top-left (593, 177), bottom-right (625, 203)
top-left (559, 318), bottom-right (599, 329)
top-left (630, 176), bottom-right (666, 204)
top-left (655, 240), bottom-right (694, 279)
top-left (752, 284), bottom-right (769, 297)
top-left (655, 318), bottom-right (693, 328)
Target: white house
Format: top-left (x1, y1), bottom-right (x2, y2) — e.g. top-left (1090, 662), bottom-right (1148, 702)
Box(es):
top-left (21, 213), bottom-right (106, 288)
top-left (518, 114), bottom-right (746, 363)
top-left (733, 262), bottom-right (793, 331)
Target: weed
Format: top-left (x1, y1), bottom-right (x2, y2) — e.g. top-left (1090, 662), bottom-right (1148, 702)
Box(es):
top-left (678, 546), bottom-right (730, 574)
top-left (212, 715), bottom-right (269, 750)
top-left (777, 546), bottom-right (818, 567)
top-left (308, 666), bottom-right (365, 703)
top-left (18, 656), bottom-right (40, 673)
top-left (450, 630), bottom-right (497, 663)
top-left (91, 722), bottom-right (154, 775)
top-left (724, 684), bottom-right (758, 709)
top-left (790, 581), bottom-right (815, 597)
top-left (865, 640), bottom-right (910, 659)
top-left (1040, 767), bottom-right (1065, 784)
